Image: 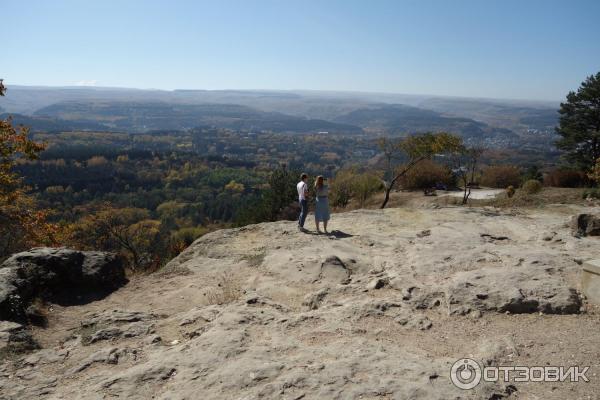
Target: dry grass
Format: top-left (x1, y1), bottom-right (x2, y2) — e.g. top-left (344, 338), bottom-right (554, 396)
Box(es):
top-left (479, 187), bottom-right (587, 208)
top-left (333, 187), bottom-right (590, 212)
top-left (332, 190), bottom-right (413, 212)
top-left (204, 273), bottom-right (242, 305)
top-left (240, 250), bottom-right (266, 268)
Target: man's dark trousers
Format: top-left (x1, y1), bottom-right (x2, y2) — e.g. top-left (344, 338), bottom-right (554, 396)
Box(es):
top-left (298, 199), bottom-right (308, 227)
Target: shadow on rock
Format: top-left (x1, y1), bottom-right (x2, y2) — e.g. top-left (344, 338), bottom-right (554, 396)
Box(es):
top-left (328, 230), bottom-right (354, 239)
top-left (0, 248), bottom-right (127, 325)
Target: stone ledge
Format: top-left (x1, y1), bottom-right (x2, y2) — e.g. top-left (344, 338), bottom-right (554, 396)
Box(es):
top-left (582, 259), bottom-right (600, 275)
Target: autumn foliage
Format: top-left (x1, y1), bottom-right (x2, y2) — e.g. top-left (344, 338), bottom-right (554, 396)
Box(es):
top-left (0, 88), bottom-right (59, 258)
top-left (480, 165), bottom-right (521, 188)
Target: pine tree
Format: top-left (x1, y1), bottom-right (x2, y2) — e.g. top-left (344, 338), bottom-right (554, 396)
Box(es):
top-left (556, 72), bottom-right (600, 171)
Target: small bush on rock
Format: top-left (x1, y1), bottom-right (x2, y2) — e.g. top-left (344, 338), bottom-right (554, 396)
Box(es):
top-left (205, 274), bottom-right (241, 305)
top-left (506, 186), bottom-right (516, 198)
top-left (582, 188), bottom-right (600, 199)
top-left (522, 179), bottom-right (543, 194)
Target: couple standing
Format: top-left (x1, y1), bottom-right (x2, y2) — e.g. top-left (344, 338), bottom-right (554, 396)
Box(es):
top-left (297, 173), bottom-right (330, 234)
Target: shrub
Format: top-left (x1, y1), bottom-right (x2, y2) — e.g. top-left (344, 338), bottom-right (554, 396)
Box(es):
top-left (544, 168), bottom-right (588, 188)
top-left (398, 160), bottom-right (454, 190)
top-left (506, 186), bottom-right (516, 198)
top-left (582, 188), bottom-right (600, 199)
top-left (353, 172), bottom-right (383, 207)
top-left (171, 227), bottom-right (208, 246)
top-left (480, 165), bottom-right (521, 188)
top-left (205, 274), bottom-right (241, 305)
top-left (329, 169), bottom-right (355, 208)
top-left (521, 165), bottom-right (543, 183)
top-left (329, 169), bottom-right (383, 208)
top-left (522, 179), bottom-right (543, 194)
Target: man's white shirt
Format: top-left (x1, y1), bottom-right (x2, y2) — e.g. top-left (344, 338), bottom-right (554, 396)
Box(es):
top-left (297, 181), bottom-right (307, 201)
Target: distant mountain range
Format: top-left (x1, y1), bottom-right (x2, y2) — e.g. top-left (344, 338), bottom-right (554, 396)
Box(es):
top-left (0, 85), bottom-right (560, 145)
top-left (32, 101), bottom-right (362, 134)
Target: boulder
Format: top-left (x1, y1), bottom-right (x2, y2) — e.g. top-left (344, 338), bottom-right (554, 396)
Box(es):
top-left (0, 248), bottom-right (125, 323)
top-left (571, 213), bottom-right (600, 237)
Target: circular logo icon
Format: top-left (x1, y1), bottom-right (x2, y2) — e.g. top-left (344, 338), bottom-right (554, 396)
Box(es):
top-left (450, 358), bottom-right (482, 390)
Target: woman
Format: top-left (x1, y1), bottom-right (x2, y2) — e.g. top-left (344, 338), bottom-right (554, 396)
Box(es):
top-left (314, 175), bottom-right (330, 234)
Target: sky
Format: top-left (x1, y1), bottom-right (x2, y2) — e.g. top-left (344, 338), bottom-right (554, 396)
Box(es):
top-left (2, 0), bottom-right (599, 101)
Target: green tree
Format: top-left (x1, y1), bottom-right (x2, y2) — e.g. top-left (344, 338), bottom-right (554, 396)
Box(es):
top-left (329, 168), bottom-right (355, 208)
top-left (379, 132), bottom-right (462, 208)
top-left (235, 165), bottom-right (299, 225)
top-left (522, 165), bottom-right (543, 183)
top-left (352, 172), bottom-right (383, 208)
top-left (556, 72), bottom-right (600, 171)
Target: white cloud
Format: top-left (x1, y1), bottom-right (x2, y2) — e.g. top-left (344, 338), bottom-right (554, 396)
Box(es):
top-left (75, 80), bottom-right (98, 86)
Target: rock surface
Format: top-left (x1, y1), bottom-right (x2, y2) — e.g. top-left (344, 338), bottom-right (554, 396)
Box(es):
top-left (0, 248), bottom-right (125, 322)
top-left (0, 321), bottom-right (38, 357)
top-left (1, 206), bottom-right (600, 399)
top-left (571, 213), bottom-right (600, 237)
top-left (446, 266), bottom-right (581, 315)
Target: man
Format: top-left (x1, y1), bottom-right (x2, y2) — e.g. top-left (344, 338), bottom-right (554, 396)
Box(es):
top-left (297, 173), bottom-right (309, 231)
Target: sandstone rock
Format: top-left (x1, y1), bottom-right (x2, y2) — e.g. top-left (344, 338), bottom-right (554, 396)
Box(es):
top-left (571, 213), bottom-right (600, 237)
top-left (69, 347), bottom-right (120, 374)
top-left (0, 248), bottom-right (125, 322)
top-left (476, 337), bottom-right (519, 366)
top-left (541, 231), bottom-right (556, 241)
top-left (302, 288), bottom-right (328, 310)
top-left (145, 334), bottom-right (162, 344)
top-left (318, 255), bottom-right (351, 283)
top-left (0, 207), bottom-right (594, 399)
top-left (395, 313), bottom-right (433, 330)
top-left (366, 277), bottom-right (388, 290)
top-left (22, 348), bottom-right (68, 367)
top-left (79, 310), bottom-right (157, 344)
top-left (416, 229), bottom-right (431, 238)
top-left (82, 310), bottom-right (158, 325)
top-left (446, 267), bottom-right (581, 315)
top-left (0, 321), bottom-right (38, 357)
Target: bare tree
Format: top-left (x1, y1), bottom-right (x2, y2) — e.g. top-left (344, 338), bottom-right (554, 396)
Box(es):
top-left (378, 132), bottom-right (462, 208)
top-left (450, 145), bottom-right (484, 205)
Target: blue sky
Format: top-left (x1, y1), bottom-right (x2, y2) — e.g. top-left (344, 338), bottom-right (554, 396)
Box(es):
top-left (2, 0), bottom-right (599, 100)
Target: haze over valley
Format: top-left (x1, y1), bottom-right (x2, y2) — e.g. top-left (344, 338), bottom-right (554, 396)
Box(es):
top-left (2, 85), bottom-right (559, 151)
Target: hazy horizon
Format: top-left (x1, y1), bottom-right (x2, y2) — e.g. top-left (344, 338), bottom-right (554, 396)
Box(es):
top-left (5, 83), bottom-right (561, 105)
